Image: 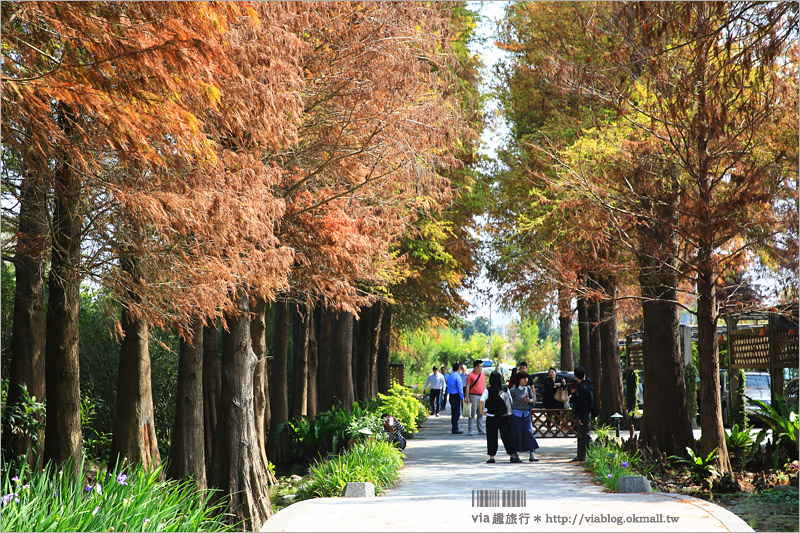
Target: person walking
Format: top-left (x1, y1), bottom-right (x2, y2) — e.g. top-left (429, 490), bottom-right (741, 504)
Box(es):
top-left (570, 366), bottom-right (594, 462)
top-left (440, 363), bottom-right (449, 412)
top-left (459, 364), bottom-right (468, 397)
top-left (466, 360), bottom-right (486, 436)
top-left (446, 363), bottom-right (465, 434)
top-left (479, 371), bottom-right (520, 463)
top-left (508, 372), bottom-right (540, 461)
top-left (423, 366), bottom-right (445, 416)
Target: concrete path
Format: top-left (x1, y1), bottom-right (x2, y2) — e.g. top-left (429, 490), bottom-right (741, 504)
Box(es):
top-left (262, 407), bottom-right (752, 532)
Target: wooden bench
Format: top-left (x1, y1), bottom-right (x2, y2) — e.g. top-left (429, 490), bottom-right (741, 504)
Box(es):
top-left (530, 409), bottom-right (576, 437)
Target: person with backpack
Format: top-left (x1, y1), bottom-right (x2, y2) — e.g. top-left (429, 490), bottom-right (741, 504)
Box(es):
top-left (479, 371), bottom-right (521, 463)
top-left (570, 366), bottom-right (594, 463)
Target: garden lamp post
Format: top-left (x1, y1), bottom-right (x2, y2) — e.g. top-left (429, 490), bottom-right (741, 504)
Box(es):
top-left (611, 412), bottom-right (623, 438)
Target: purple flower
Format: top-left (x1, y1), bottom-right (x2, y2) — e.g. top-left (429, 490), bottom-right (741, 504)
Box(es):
top-left (95, 483), bottom-right (102, 495)
top-left (622, 461), bottom-right (629, 468)
top-left (85, 485), bottom-right (93, 492)
top-left (92, 505), bottom-right (100, 516)
top-left (607, 474), bottom-right (613, 479)
top-left (1, 493), bottom-right (16, 506)
top-left (11, 476), bottom-right (19, 485)
top-left (116, 473), bottom-right (128, 486)
top-left (143, 518), bottom-right (151, 527)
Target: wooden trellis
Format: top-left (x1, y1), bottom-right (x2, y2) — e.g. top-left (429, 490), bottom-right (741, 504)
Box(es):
top-left (530, 409), bottom-right (577, 438)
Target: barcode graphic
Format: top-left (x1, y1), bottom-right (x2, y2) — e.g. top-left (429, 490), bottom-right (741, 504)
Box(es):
top-left (471, 490), bottom-right (526, 507)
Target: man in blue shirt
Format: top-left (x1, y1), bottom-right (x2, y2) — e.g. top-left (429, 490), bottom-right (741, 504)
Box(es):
top-left (446, 363), bottom-right (465, 434)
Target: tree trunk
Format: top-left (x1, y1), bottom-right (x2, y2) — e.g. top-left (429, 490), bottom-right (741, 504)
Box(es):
top-left (697, 257), bottom-right (731, 473)
top-left (354, 307), bottom-right (371, 403)
top-left (210, 292), bottom-right (273, 530)
top-left (377, 304), bottom-right (392, 394)
top-left (330, 311), bottom-right (355, 411)
top-left (598, 275), bottom-right (626, 424)
top-left (636, 188), bottom-right (694, 455)
top-left (268, 301), bottom-right (290, 463)
top-left (5, 165), bottom-right (48, 465)
top-left (317, 306), bottom-right (333, 412)
top-left (289, 303), bottom-right (309, 420)
top-left (110, 304), bottom-right (161, 471)
top-left (368, 304), bottom-right (385, 398)
top-left (306, 304), bottom-right (318, 419)
top-left (202, 324), bottom-right (221, 475)
top-left (558, 288), bottom-right (574, 371)
top-left (251, 297), bottom-right (271, 473)
top-left (587, 277), bottom-right (602, 411)
top-left (168, 319), bottom-right (205, 488)
top-left (44, 103), bottom-right (82, 470)
top-left (577, 294), bottom-right (591, 372)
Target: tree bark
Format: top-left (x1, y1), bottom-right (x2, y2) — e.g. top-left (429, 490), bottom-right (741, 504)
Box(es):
top-left (558, 288), bottom-right (574, 371)
top-left (289, 303), bottom-right (309, 420)
top-left (587, 275), bottom-right (602, 410)
top-left (210, 292), bottom-right (273, 530)
top-left (44, 103), bottom-right (82, 470)
top-left (636, 186), bottom-right (694, 455)
top-left (330, 311), bottom-right (355, 410)
top-left (354, 307), bottom-right (371, 403)
top-left (577, 294), bottom-right (591, 372)
top-left (317, 306), bottom-right (333, 412)
top-left (306, 304), bottom-right (318, 419)
top-left (5, 164), bottom-right (48, 465)
top-left (168, 318), bottom-right (205, 488)
top-left (110, 253), bottom-right (162, 473)
top-left (377, 304), bottom-right (392, 394)
top-left (697, 257), bottom-right (731, 473)
top-left (202, 324), bottom-right (221, 475)
top-left (598, 275), bottom-right (626, 424)
top-left (250, 297), bottom-right (270, 472)
top-left (368, 303), bottom-right (385, 398)
top-left (110, 302), bottom-right (161, 471)
top-left (268, 301), bottom-right (290, 463)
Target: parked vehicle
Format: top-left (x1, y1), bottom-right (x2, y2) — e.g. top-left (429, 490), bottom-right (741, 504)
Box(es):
top-left (530, 370), bottom-right (575, 408)
top-left (742, 371), bottom-right (771, 415)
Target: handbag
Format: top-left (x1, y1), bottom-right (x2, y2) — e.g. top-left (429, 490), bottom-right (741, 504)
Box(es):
top-left (555, 387), bottom-right (569, 404)
top-left (462, 400), bottom-right (471, 418)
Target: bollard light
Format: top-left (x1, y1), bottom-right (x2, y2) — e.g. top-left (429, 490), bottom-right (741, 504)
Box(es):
top-left (611, 412), bottom-right (623, 438)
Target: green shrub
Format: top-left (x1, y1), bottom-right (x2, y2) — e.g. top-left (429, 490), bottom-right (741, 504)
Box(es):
top-left (298, 438), bottom-right (403, 499)
top-left (0, 461), bottom-right (235, 532)
top-left (2, 384), bottom-right (45, 464)
top-left (377, 384), bottom-right (424, 434)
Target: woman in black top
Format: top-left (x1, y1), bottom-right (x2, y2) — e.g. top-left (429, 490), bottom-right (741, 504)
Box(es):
top-left (542, 367), bottom-right (567, 409)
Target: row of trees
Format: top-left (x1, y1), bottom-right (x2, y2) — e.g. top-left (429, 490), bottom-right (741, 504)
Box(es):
top-left (1, 2), bottom-right (483, 528)
top-left (487, 1), bottom-right (797, 475)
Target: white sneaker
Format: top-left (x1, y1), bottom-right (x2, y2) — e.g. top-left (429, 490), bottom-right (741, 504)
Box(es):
top-left (468, 431), bottom-right (474, 436)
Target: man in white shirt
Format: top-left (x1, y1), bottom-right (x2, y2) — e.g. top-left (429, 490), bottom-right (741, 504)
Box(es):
top-left (423, 366), bottom-right (446, 416)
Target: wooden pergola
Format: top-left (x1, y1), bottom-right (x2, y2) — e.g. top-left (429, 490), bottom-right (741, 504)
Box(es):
top-left (724, 304), bottom-right (799, 406)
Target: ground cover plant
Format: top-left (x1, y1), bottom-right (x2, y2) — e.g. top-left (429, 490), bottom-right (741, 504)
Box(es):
top-left (0, 462), bottom-right (235, 532)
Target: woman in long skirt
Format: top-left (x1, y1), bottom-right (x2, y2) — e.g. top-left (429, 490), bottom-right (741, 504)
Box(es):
top-left (508, 372), bottom-right (540, 461)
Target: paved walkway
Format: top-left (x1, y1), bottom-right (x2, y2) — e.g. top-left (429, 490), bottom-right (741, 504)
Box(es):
top-left (262, 407), bottom-right (752, 532)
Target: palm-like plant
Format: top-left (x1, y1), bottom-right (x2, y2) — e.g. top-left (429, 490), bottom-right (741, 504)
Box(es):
top-left (669, 447), bottom-right (720, 484)
top-left (747, 396), bottom-right (799, 468)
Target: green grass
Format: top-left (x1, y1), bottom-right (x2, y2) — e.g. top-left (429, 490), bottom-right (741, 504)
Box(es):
top-left (298, 438), bottom-right (404, 499)
top-left (0, 461), bottom-right (236, 532)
